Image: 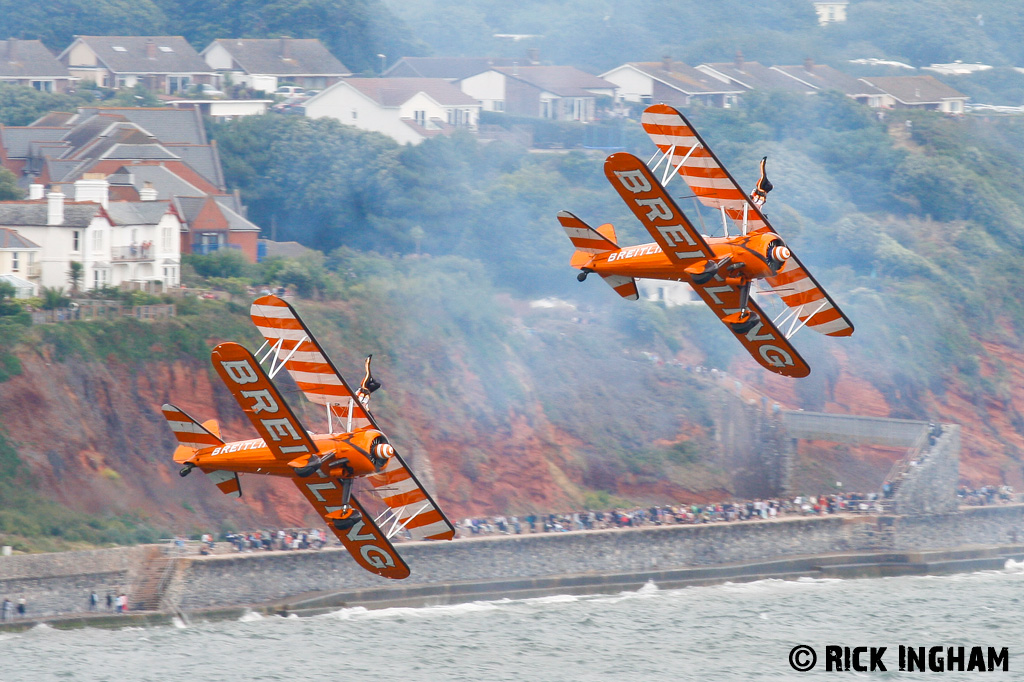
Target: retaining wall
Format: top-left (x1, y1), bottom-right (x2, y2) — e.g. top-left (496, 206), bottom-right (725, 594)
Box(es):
top-left (3, 506), bottom-right (1023, 618)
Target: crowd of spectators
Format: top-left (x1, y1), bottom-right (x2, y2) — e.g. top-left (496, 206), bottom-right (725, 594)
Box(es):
top-left (176, 485), bottom-right (1018, 551)
top-left (455, 492), bottom-right (884, 538)
top-left (958, 485), bottom-right (1015, 506)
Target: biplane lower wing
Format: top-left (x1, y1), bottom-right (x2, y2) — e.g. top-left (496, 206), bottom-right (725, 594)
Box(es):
top-left (292, 477), bottom-right (410, 579)
top-left (366, 453), bottom-right (455, 541)
top-left (691, 277), bottom-right (810, 378)
top-left (210, 341), bottom-right (321, 464)
top-left (603, 152), bottom-right (714, 264)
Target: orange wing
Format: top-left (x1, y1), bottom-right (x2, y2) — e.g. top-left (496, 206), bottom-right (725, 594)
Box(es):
top-left (250, 295), bottom-right (374, 430)
top-left (365, 454), bottom-right (455, 541)
top-left (690, 277), bottom-right (810, 378)
top-left (292, 480), bottom-right (410, 579)
top-left (765, 256), bottom-right (854, 337)
top-left (603, 151), bottom-right (713, 264)
top-left (642, 103), bottom-right (853, 338)
top-left (210, 341), bottom-right (320, 462)
top-left (641, 103), bottom-right (769, 229)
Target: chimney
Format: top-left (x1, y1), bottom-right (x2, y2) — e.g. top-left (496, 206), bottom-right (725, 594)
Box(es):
top-left (29, 181), bottom-right (44, 200)
top-left (526, 48), bottom-right (540, 65)
top-left (140, 181), bottom-right (158, 201)
top-left (6, 38), bottom-right (16, 62)
top-left (804, 57), bottom-right (814, 72)
top-left (146, 38), bottom-right (156, 60)
top-left (74, 173), bottom-right (109, 209)
top-left (662, 55), bottom-right (673, 72)
top-left (47, 190), bottom-right (65, 226)
top-left (734, 50), bottom-right (744, 71)
top-left (280, 37), bottom-right (291, 60)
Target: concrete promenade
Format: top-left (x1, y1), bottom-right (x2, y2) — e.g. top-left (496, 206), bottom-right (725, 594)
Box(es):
top-left (1, 503), bottom-right (1023, 630)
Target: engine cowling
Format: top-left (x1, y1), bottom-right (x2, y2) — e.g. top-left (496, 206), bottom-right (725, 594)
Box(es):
top-left (766, 238), bottom-right (790, 272)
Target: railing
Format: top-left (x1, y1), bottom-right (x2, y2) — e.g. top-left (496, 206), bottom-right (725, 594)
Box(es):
top-left (31, 303), bottom-right (176, 324)
top-left (191, 243), bottom-right (242, 256)
top-left (111, 244), bottom-right (156, 261)
top-left (26, 263), bottom-right (41, 278)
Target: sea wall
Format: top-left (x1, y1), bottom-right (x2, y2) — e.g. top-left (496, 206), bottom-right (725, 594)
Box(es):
top-left (3, 506), bottom-right (1024, 618)
top-left (0, 546), bottom-right (149, 617)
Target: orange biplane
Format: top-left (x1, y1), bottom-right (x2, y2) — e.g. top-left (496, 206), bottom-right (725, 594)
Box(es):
top-left (162, 295), bottom-right (454, 579)
top-left (559, 104), bottom-right (853, 378)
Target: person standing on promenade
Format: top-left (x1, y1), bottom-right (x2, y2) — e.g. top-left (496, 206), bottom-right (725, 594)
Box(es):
top-left (16, 598), bottom-right (25, 619)
top-left (1, 597), bottom-right (11, 621)
top-left (89, 591), bottom-right (98, 612)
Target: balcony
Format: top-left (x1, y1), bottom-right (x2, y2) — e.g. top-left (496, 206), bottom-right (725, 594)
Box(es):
top-left (111, 244), bottom-right (155, 262)
top-left (191, 242), bottom-right (241, 256)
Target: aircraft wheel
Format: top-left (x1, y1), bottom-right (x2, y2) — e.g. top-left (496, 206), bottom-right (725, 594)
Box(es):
top-left (577, 270), bottom-right (589, 282)
top-left (333, 510), bottom-right (362, 531)
top-left (729, 312), bottom-right (760, 335)
top-left (690, 271), bottom-right (715, 285)
top-left (179, 464), bottom-right (195, 478)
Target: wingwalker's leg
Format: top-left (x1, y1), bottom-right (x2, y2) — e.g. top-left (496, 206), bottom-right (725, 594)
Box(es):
top-left (728, 280), bottom-right (760, 335)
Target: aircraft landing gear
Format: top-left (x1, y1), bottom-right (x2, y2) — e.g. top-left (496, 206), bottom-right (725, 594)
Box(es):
top-left (577, 268), bottom-right (592, 282)
top-left (727, 280), bottom-right (760, 334)
top-left (179, 463), bottom-right (196, 477)
top-left (332, 508), bottom-right (362, 531)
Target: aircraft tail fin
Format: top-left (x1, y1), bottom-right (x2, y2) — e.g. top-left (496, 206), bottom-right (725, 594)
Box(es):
top-left (161, 404), bottom-right (224, 463)
top-left (558, 210), bottom-right (619, 261)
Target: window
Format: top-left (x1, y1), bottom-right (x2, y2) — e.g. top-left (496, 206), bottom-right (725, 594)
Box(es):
top-left (414, 110), bottom-right (426, 126)
top-left (72, 230), bottom-right (80, 251)
top-left (158, 46), bottom-right (174, 53)
top-left (162, 226), bottom-right (172, 251)
top-left (352, 109), bottom-right (358, 120)
top-left (31, 80), bottom-right (54, 92)
top-left (11, 252), bottom-right (19, 271)
top-left (494, 100), bottom-right (504, 112)
top-left (93, 230), bottom-right (102, 252)
top-left (112, 46), bottom-right (127, 52)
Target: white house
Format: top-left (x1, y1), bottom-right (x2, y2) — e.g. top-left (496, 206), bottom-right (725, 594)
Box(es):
top-left (201, 38), bottom-right (350, 92)
top-left (303, 78), bottom-right (481, 145)
top-left (0, 227), bottom-right (42, 297)
top-left (813, 1), bottom-right (849, 25)
top-left (600, 59), bottom-right (743, 108)
top-left (460, 66), bottom-right (616, 120)
top-left (0, 176), bottom-right (181, 292)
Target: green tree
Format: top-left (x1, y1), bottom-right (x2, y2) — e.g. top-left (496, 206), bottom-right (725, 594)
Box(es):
top-left (0, 167), bottom-right (22, 200)
top-left (67, 261), bottom-right (83, 295)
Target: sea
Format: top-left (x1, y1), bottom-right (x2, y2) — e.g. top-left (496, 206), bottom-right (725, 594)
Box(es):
top-left (3, 563), bottom-right (1024, 681)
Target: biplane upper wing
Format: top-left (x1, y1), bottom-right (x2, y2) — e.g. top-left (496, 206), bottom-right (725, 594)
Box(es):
top-left (765, 256), bottom-right (854, 337)
top-left (641, 103), bottom-right (770, 232)
top-left (210, 341), bottom-right (320, 463)
top-left (365, 454), bottom-right (456, 541)
top-left (292, 478), bottom-right (410, 579)
top-left (642, 104), bottom-right (854, 338)
top-left (603, 152), bottom-right (714, 264)
top-left (690, 277), bottom-right (811, 378)
top-left (250, 295), bottom-right (375, 431)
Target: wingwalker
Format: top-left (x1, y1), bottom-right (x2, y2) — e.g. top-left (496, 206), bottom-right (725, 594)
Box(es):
top-left (161, 295), bottom-right (454, 579)
top-left (559, 104), bottom-right (854, 378)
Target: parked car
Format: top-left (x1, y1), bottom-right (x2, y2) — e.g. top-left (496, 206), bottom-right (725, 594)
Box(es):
top-left (275, 85), bottom-right (305, 97)
top-left (271, 97), bottom-right (306, 114)
top-left (196, 83), bottom-right (225, 98)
